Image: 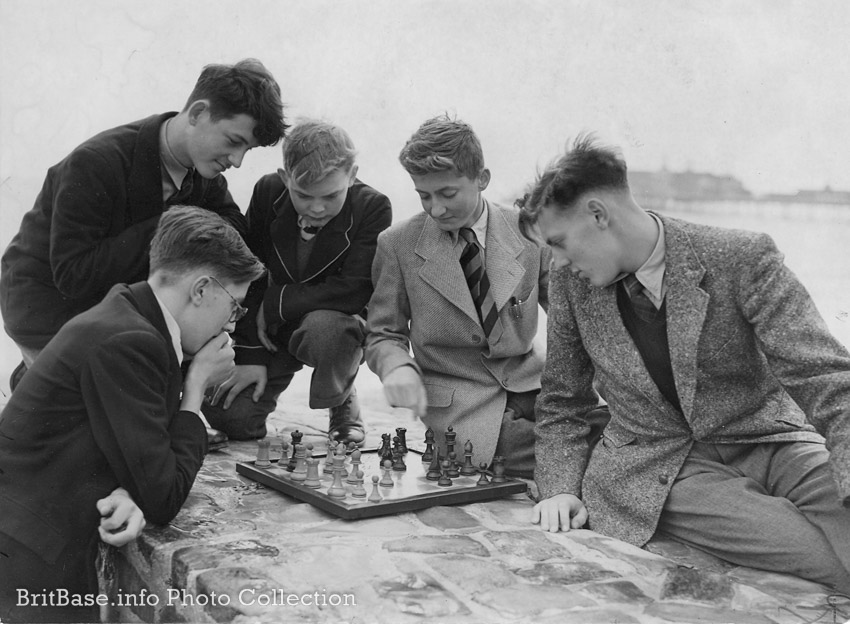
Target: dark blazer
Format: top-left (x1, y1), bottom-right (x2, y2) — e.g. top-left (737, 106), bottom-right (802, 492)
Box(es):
top-left (0, 282), bottom-right (206, 572)
top-left (365, 200), bottom-right (551, 467)
top-left (534, 214), bottom-right (850, 547)
top-left (234, 173), bottom-right (392, 367)
top-left (0, 113), bottom-right (246, 350)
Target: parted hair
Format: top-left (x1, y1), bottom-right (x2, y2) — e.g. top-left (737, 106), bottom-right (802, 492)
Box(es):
top-left (283, 119), bottom-right (358, 187)
top-left (150, 206), bottom-right (266, 284)
top-left (517, 133), bottom-right (628, 238)
top-left (398, 114), bottom-right (485, 180)
top-left (185, 58), bottom-right (288, 147)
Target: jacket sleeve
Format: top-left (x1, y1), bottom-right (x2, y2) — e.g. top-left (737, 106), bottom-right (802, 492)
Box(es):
top-left (533, 268), bottom-right (601, 500)
top-left (49, 147), bottom-right (162, 300)
top-left (192, 171), bottom-right (247, 239)
top-left (364, 230), bottom-right (423, 380)
top-left (262, 193), bottom-right (393, 325)
top-left (739, 234), bottom-right (850, 502)
top-left (81, 330), bottom-right (206, 525)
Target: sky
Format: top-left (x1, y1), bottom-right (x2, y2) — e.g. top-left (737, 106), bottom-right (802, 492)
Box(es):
top-left (2, 0), bottom-right (850, 241)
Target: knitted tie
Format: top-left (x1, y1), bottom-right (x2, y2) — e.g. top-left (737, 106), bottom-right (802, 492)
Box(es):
top-left (459, 228), bottom-right (503, 341)
top-left (623, 274), bottom-right (658, 322)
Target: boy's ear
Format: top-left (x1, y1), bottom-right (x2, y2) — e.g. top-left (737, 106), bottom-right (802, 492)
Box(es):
top-left (186, 100), bottom-right (210, 125)
top-left (586, 197), bottom-right (611, 228)
top-left (347, 164), bottom-right (359, 186)
top-left (477, 168), bottom-right (491, 191)
top-left (189, 275), bottom-right (211, 306)
top-left (277, 168), bottom-right (290, 186)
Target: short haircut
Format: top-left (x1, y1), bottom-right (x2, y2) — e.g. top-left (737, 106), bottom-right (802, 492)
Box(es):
top-left (283, 119), bottom-right (358, 187)
top-left (184, 58), bottom-right (288, 147)
top-left (150, 206), bottom-right (266, 284)
top-left (516, 134), bottom-right (628, 238)
top-left (398, 114), bottom-right (484, 180)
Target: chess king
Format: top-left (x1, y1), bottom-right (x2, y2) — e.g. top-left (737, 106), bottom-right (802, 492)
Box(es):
top-left (0, 207), bottom-right (266, 623)
top-left (364, 115), bottom-right (553, 478)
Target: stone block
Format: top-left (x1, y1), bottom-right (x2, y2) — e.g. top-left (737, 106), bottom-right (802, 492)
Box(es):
top-left (514, 561), bottom-right (620, 585)
top-left (172, 540), bottom-right (280, 590)
top-left (473, 584), bottom-right (596, 614)
top-left (375, 572), bottom-right (470, 617)
top-left (416, 506), bottom-right (482, 531)
top-left (582, 580), bottom-right (651, 604)
top-left (646, 602), bottom-right (777, 624)
top-left (645, 534), bottom-right (735, 573)
top-left (483, 529), bottom-right (572, 561)
top-left (384, 535), bottom-right (489, 557)
top-left (426, 555), bottom-right (517, 592)
top-left (660, 566), bottom-right (734, 604)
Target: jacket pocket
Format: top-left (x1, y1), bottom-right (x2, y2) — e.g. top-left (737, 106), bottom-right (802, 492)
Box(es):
top-left (424, 383), bottom-right (454, 408)
top-left (600, 424), bottom-right (637, 451)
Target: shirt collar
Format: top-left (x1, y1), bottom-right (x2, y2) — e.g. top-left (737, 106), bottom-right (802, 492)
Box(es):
top-left (159, 118), bottom-right (191, 192)
top-left (450, 198), bottom-right (489, 248)
top-left (633, 212), bottom-right (667, 303)
top-left (153, 290), bottom-right (183, 366)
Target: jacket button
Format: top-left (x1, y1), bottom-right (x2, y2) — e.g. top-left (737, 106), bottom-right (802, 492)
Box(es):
top-left (472, 335), bottom-right (481, 344)
top-left (658, 474), bottom-right (669, 485)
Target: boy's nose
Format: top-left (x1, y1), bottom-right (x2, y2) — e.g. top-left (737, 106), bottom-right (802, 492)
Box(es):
top-left (430, 203), bottom-right (446, 218)
top-left (228, 148), bottom-right (247, 168)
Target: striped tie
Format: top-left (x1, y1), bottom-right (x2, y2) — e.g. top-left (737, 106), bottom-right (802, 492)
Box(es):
top-left (459, 228), bottom-right (503, 341)
top-left (623, 274), bottom-right (658, 322)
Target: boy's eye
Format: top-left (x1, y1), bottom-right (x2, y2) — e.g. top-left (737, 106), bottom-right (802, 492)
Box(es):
top-left (440, 191), bottom-right (458, 199)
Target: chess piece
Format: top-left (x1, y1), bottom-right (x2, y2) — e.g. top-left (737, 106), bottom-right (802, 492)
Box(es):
top-left (491, 455), bottom-right (507, 483)
top-left (335, 442), bottom-right (349, 478)
top-left (269, 438), bottom-right (284, 463)
top-left (437, 459), bottom-right (453, 487)
top-left (327, 461), bottom-right (347, 499)
top-left (368, 475), bottom-right (383, 502)
top-left (255, 439), bottom-right (272, 467)
top-left (304, 458), bottom-right (322, 488)
top-left (347, 449), bottom-right (362, 484)
top-left (291, 444), bottom-right (307, 482)
top-left (460, 440), bottom-right (477, 476)
top-left (379, 459), bottom-right (395, 488)
top-left (447, 451), bottom-right (460, 478)
top-left (395, 427), bottom-right (408, 454)
top-left (379, 432), bottom-right (392, 458)
top-left (426, 451), bottom-right (442, 481)
top-left (323, 439), bottom-right (338, 475)
top-left (476, 461), bottom-right (491, 486)
top-left (287, 430), bottom-right (303, 471)
top-left (422, 427), bottom-right (435, 463)
top-left (351, 470), bottom-right (367, 498)
top-left (392, 437), bottom-right (407, 471)
top-left (445, 425), bottom-right (457, 459)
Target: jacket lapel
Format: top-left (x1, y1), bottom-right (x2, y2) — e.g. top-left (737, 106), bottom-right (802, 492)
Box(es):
top-left (127, 113), bottom-right (172, 223)
top-left (268, 191), bottom-right (302, 284)
top-left (660, 215), bottom-right (708, 421)
top-left (301, 200), bottom-right (354, 282)
top-left (484, 202), bottom-right (525, 311)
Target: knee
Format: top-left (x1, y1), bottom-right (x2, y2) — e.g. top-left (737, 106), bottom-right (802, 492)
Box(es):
top-left (203, 396), bottom-right (270, 440)
top-left (291, 311), bottom-right (365, 354)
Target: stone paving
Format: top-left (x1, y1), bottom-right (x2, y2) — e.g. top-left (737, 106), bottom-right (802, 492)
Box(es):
top-left (95, 369), bottom-right (850, 623)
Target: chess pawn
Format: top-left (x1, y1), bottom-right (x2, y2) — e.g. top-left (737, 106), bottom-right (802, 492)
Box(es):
top-left (437, 459), bottom-right (453, 487)
top-left (445, 425), bottom-right (457, 459)
top-left (327, 462), bottom-right (347, 499)
top-left (255, 439), bottom-right (272, 468)
top-left (491, 455), bottom-right (507, 483)
top-left (346, 449), bottom-right (362, 485)
top-left (446, 451), bottom-right (460, 478)
top-left (368, 475), bottom-right (383, 502)
top-left (335, 442), bottom-right (349, 478)
top-left (460, 440), bottom-right (477, 476)
top-left (323, 440), bottom-right (338, 475)
top-left (291, 444), bottom-right (307, 482)
top-left (287, 430), bottom-right (303, 471)
top-left (422, 427), bottom-right (435, 463)
top-left (476, 462), bottom-right (491, 486)
top-left (304, 458), bottom-right (322, 488)
top-left (426, 452), bottom-right (442, 481)
top-left (351, 470), bottom-right (367, 498)
top-left (379, 459), bottom-right (395, 488)
top-left (395, 427), bottom-right (408, 454)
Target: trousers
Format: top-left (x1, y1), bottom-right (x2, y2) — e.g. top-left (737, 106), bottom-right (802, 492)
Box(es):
top-left (657, 440), bottom-right (850, 593)
top-left (204, 310), bottom-right (366, 440)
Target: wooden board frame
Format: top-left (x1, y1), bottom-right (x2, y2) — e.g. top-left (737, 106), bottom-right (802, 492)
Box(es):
top-left (235, 448), bottom-right (528, 520)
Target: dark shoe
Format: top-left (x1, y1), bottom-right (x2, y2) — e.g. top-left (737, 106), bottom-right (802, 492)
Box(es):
top-left (328, 388), bottom-right (365, 446)
top-left (206, 427), bottom-right (229, 452)
top-left (9, 360), bottom-right (27, 393)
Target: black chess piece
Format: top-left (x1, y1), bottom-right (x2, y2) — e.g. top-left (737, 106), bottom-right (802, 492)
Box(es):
top-left (437, 459), bottom-right (453, 487)
top-left (476, 462), bottom-right (491, 486)
top-left (392, 437), bottom-right (407, 471)
top-left (395, 427), bottom-right (408, 454)
top-left (491, 455), bottom-right (507, 483)
top-left (287, 430), bottom-right (303, 471)
top-left (447, 451), bottom-right (460, 478)
top-left (422, 427), bottom-right (435, 463)
top-left (460, 439), bottom-right (477, 476)
top-left (445, 425), bottom-right (457, 459)
top-left (380, 433), bottom-right (394, 466)
top-left (426, 451), bottom-right (442, 481)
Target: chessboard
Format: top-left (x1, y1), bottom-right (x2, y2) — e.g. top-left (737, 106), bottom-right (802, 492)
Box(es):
top-left (235, 428), bottom-right (528, 520)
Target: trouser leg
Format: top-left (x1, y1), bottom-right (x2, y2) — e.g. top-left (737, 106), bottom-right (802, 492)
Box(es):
top-left (288, 310), bottom-right (366, 409)
top-left (657, 441), bottom-right (850, 593)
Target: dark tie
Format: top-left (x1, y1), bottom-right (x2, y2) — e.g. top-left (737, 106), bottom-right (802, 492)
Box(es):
top-left (623, 274), bottom-right (658, 322)
top-left (459, 228), bottom-right (503, 341)
top-left (171, 169), bottom-right (194, 203)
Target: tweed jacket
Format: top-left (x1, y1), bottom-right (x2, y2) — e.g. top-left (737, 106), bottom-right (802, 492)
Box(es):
top-left (534, 213), bottom-right (850, 547)
top-left (0, 112), bottom-right (245, 350)
top-left (233, 173), bottom-right (392, 366)
top-left (0, 282), bottom-right (206, 568)
top-left (365, 200), bottom-right (551, 466)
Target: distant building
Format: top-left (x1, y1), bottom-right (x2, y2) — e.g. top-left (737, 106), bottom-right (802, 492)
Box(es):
top-left (761, 186), bottom-right (850, 205)
top-left (628, 168), bottom-right (752, 209)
